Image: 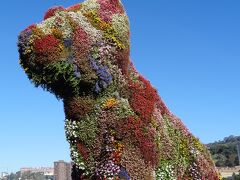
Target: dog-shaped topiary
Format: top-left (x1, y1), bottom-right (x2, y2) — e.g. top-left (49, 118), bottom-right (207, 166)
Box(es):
top-left (18, 0), bottom-right (220, 179)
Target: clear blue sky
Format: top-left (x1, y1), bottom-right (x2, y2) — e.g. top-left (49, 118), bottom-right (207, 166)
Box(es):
top-left (0, 0), bottom-right (239, 173)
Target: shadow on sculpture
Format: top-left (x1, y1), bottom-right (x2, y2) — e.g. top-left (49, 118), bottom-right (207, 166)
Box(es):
top-left (18, 0), bottom-right (221, 179)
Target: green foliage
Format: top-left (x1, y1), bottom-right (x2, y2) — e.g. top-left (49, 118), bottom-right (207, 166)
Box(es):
top-left (21, 60), bottom-right (81, 99)
top-left (65, 112), bottom-right (99, 147)
top-left (223, 172), bottom-right (240, 180)
top-left (156, 160), bottom-right (175, 180)
top-left (207, 135), bottom-right (240, 167)
top-left (75, 114), bottom-right (99, 146)
top-left (161, 116), bottom-right (192, 168)
top-left (5, 171), bottom-right (21, 180)
top-left (70, 144), bottom-right (90, 173)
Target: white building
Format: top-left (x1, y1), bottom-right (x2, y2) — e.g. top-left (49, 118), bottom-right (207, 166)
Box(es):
top-left (0, 172), bottom-right (9, 179)
top-left (20, 167), bottom-right (54, 176)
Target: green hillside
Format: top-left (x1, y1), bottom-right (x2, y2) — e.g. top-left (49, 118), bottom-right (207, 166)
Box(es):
top-left (207, 135), bottom-right (240, 167)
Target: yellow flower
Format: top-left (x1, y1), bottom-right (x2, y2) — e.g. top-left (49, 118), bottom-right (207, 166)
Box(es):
top-left (58, 43), bottom-right (64, 51)
top-left (51, 28), bottom-right (63, 39)
top-left (103, 98), bottom-right (118, 109)
top-left (24, 67), bottom-right (29, 72)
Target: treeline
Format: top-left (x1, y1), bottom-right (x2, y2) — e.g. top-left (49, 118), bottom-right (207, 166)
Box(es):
top-left (4, 171), bottom-right (54, 180)
top-left (207, 135), bottom-right (240, 167)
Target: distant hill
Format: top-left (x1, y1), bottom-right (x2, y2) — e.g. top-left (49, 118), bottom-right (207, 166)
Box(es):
top-left (207, 135), bottom-right (240, 167)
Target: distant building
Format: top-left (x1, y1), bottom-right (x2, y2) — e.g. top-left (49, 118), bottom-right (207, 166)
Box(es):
top-left (20, 167), bottom-right (54, 176)
top-left (0, 172), bottom-right (9, 179)
top-left (54, 160), bottom-right (72, 180)
top-left (218, 166), bottom-right (240, 178)
top-left (237, 143), bottom-right (240, 165)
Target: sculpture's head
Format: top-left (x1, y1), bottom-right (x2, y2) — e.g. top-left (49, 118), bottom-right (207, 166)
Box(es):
top-left (18, 0), bottom-right (130, 99)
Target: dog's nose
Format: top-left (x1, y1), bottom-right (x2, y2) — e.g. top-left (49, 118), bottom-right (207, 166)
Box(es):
top-left (18, 25), bottom-right (35, 57)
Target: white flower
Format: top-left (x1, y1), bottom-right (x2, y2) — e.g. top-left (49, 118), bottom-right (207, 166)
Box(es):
top-left (68, 11), bottom-right (103, 43)
top-left (80, 0), bottom-right (100, 14)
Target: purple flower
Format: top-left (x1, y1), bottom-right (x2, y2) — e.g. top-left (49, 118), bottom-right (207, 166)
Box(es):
top-left (89, 57), bottom-right (99, 71)
top-left (94, 82), bottom-right (101, 93)
top-left (67, 54), bottom-right (74, 63)
top-left (18, 30), bottom-right (33, 54)
top-left (118, 167), bottom-right (130, 180)
top-left (89, 56), bottom-right (113, 93)
top-left (73, 64), bottom-right (81, 78)
top-left (64, 39), bottom-right (72, 48)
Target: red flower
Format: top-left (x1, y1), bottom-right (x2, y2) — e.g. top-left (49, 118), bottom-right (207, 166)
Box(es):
top-left (23, 24), bottom-right (37, 32)
top-left (115, 49), bottom-right (130, 75)
top-left (123, 116), bottom-right (159, 166)
top-left (33, 34), bottom-right (62, 65)
top-left (66, 4), bottom-right (81, 11)
top-left (34, 34), bottom-right (60, 54)
top-left (72, 27), bottom-right (91, 60)
top-left (44, 6), bottom-right (65, 20)
top-left (77, 142), bottom-right (89, 161)
top-left (97, 0), bottom-right (124, 22)
top-left (129, 75), bottom-right (158, 124)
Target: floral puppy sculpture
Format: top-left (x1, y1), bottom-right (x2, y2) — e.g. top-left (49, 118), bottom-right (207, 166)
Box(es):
top-left (18, 0), bottom-right (220, 179)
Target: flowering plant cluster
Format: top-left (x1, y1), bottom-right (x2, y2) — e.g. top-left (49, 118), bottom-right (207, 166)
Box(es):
top-left (18, 0), bottom-right (221, 179)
